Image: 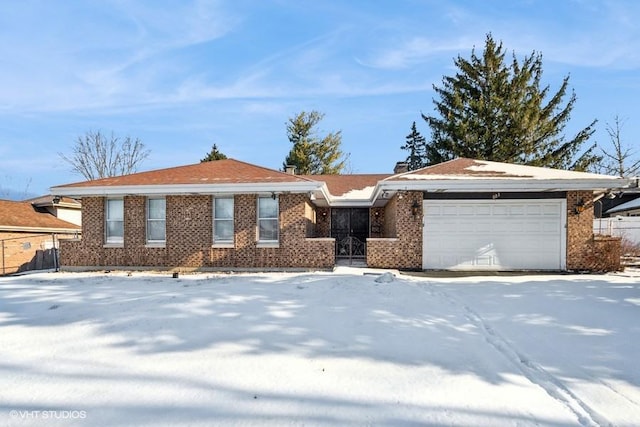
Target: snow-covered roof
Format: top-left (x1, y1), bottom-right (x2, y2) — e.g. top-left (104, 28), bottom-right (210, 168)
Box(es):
top-left (389, 158), bottom-right (620, 181)
top-left (606, 197), bottom-right (640, 214)
top-left (379, 158), bottom-right (631, 193)
top-left (50, 157), bottom-right (632, 206)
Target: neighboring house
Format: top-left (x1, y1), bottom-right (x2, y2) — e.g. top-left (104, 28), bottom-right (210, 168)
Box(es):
top-left (51, 158), bottom-right (631, 272)
top-left (26, 195), bottom-right (82, 225)
top-left (603, 195), bottom-right (640, 217)
top-left (593, 188), bottom-right (640, 218)
top-left (0, 199), bottom-right (81, 275)
top-left (595, 195), bottom-right (640, 247)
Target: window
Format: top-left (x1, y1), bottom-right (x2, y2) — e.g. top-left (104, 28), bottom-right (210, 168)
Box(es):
top-left (213, 197), bottom-right (234, 244)
top-left (105, 198), bottom-right (124, 244)
top-left (258, 196), bottom-right (279, 242)
top-left (146, 197), bottom-right (166, 244)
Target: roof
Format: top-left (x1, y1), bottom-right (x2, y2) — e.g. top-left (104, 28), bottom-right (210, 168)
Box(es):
top-left (378, 158), bottom-right (630, 193)
top-left (51, 159), bottom-right (323, 197)
top-left (606, 196), bottom-right (640, 214)
top-left (388, 158), bottom-right (621, 181)
top-left (26, 194), bottom-right (81, 208)
top-left (0, 199), bottom-right (81, 232)
top-left (50, 157), bottom-right (632, 206)
top-left (55, 159), bottom-right (316, 187)
top-left (307, 174), bottom-right (390, 199)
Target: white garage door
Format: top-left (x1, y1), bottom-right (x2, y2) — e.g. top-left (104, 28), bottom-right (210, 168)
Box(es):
top-left (423, 199), bottom-right (566, 271)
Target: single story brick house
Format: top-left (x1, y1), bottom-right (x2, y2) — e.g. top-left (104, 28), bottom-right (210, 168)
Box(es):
top-left (51, 158), bottom-right (632, 272)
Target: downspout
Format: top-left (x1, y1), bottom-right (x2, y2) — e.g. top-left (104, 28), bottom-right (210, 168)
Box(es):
top-left (1, 239), bottom-right (4, 275)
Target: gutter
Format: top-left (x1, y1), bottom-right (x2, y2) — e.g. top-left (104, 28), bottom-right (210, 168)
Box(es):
top-left (0, 226), bottom-right (81, 234)
top-left (50, 181), bottom-right (324, 198)
top-left (375, 178), bottom-right (634, 193)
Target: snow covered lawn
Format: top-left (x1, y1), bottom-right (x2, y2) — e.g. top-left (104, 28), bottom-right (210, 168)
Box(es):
top-left (1, 268), bottom-right (639, 426)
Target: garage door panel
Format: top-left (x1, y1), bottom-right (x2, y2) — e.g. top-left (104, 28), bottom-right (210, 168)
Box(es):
top-left (475, 205), bottom-right (491, 215)
top-left (442, 206), bottom-right (459, 215)
top-left (423, 199), bottom-right (566, 270)
top-left (457, 222), bottom-right (476, 233)
top-left (424, 205), bottom-right (442, 215)
top-left (510, 205), bottom-right (525, 215)
top-left (504, 221), bottom-right (524, 232)
top-left (542, 204), bottom-right (561, 215)
top-left (526, 205), bottom-right (542, 215)
top-left (492, 206), bottom-right (510, 215)
top-left (542, 222), bottom-right (560, 232)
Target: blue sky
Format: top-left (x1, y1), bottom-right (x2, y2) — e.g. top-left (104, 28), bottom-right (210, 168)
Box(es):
top-left (1, 0), bottom-right (639, 198)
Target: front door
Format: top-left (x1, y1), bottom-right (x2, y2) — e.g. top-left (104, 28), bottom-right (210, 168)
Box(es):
top-left (331, 208), bottom-right (369, 260)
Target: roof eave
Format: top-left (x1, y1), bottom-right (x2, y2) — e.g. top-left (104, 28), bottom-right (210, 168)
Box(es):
top-left (377, 178), bottom-right (633, 193)
top-left (0, 225), bottom-right (81, 233)
top-left (50, 182), bottom-right (323, 197)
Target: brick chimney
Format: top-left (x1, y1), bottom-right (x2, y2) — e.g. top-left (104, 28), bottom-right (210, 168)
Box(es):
top-left (394, 161), bottom-right (409, 174)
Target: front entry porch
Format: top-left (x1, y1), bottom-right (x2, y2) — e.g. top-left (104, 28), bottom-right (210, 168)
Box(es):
top-left (331, 208), bottom-right (369, 265)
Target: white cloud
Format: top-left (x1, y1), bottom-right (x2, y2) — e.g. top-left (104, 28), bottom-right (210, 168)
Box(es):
top-left (362, 1), bottom-right (640, 71)
top-left (0, 0), bottom-right (239, 113)
top-left (359, 36), bottom-right (474, 70)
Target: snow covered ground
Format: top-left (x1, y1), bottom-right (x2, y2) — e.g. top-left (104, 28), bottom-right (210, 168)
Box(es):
top-left (1, 267), bottom-right (639, 426)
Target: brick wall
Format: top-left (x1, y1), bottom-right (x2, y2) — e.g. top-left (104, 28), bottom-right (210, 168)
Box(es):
top-left (384, 196), bottom-right (398, 237)
top-left (370, 207), bottom-right (384, 238)
top-left (60, 197), bottom-right (103, 266)
top-left (315, 207), bottom-right (331, 238)
top-left (167, 195), bottom-right (211, 267)
top-left (367, 192), bottom-right (422, 269)
top-left (60, 190), bottom-right (622, 272)
top-left (304, 200), bottom-right (316, 237)
top-left (60, 193), bottom-right (334, 270)
top-left (566, 190), bottom-right (593, 270)
top-left (566, 190), bottom-right (621, 272)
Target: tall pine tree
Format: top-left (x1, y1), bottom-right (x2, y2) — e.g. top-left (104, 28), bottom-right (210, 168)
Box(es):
top-left (401, 122), bottom-right (427, 171)
top-left (283, 111), bottom-right (346, 174)
top-left (422, 34), bottom-right (599, 171)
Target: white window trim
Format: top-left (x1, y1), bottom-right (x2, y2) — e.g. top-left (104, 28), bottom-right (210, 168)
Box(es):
top-left (105, 198), bottom-right (124, 246)
top-left (257, 196), bottom-right (279, 245)
top-left (213, 196), bottom-right (235, 247)
top-left (146, 197), bottom-right (166, 246)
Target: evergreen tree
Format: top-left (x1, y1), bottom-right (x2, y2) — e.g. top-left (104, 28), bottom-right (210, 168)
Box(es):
top-left (283, 111), bottom-right (346, 174)
top-left (201, 144), bottom-right (227, 162)
top-left (401, 122), bottom-right (427, 171)
top-left (422, 33), bottom-right (599, 171)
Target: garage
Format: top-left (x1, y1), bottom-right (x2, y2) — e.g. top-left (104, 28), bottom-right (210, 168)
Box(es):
top-left (423, 199), bottom-right (566, 270)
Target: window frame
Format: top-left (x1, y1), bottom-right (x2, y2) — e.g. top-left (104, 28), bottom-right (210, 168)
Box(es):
top-left (146, 197), bottom-right (166, 245)
top-left (105, 198), bottom-right (124, 245)
top-left (213, 196), bottom-right (234, 246)
top-left (257, 196), bottom-right (279, 244)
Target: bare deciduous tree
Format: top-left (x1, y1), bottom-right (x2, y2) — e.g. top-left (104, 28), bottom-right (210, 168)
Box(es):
top-left (598, 116), bottom-right (640, 177)
top-left (59, 131), bottom-right (150, 180)
top-left (0, 176), bottom-right (32, 200)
